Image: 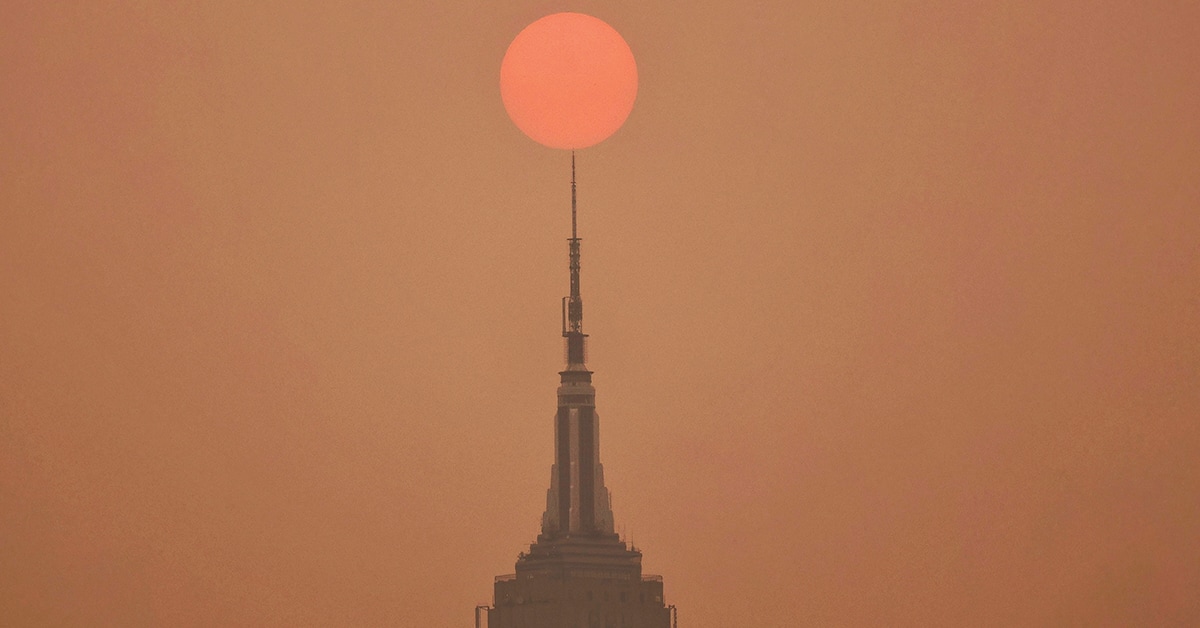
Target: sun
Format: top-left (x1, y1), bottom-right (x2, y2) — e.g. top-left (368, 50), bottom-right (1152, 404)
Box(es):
top-left (500, 13), bottom-right (638, 150)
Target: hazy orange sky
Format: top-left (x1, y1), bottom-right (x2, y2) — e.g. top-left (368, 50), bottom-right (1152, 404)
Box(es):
top-left (2, 2), bottom-right (1198, 626)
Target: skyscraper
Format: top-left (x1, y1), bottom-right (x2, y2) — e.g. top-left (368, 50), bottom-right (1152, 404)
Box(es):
top-left (481, 156), bottom-right (673, 628)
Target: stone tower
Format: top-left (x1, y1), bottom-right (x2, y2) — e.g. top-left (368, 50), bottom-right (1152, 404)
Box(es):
top-left (482, 155), bottom-right (673, 628)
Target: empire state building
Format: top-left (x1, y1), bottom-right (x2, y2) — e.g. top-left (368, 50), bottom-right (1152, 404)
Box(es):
top-left (479, 156), bottom-right (674, 628)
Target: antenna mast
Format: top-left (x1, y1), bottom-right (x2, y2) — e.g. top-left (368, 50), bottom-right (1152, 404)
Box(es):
top-left (571, 151), bottom-right (578, 241)
top-left (563, 151), bottom-right (586, 365)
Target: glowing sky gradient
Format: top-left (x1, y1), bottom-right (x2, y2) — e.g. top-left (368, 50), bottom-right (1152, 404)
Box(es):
top-left (1, 2), bottom-right (1198, 626)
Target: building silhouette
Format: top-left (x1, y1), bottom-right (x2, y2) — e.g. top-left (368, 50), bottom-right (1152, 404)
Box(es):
top-left (479, 156), bottom-right (674, 628)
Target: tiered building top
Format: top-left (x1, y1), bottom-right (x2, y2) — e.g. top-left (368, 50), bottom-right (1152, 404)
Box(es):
top-left (484, 155), bottom-right (673, 628)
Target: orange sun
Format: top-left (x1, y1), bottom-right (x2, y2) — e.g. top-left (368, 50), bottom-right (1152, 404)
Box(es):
top-left (500, 13), bottom-right (638, 150)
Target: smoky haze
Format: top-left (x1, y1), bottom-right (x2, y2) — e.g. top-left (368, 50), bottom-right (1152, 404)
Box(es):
top-left (2, 2), bottom-right (1198, 626)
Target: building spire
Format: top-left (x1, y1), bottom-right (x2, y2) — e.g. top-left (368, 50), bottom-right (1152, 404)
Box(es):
top-left (542, 151), bottom-right (613, 539)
